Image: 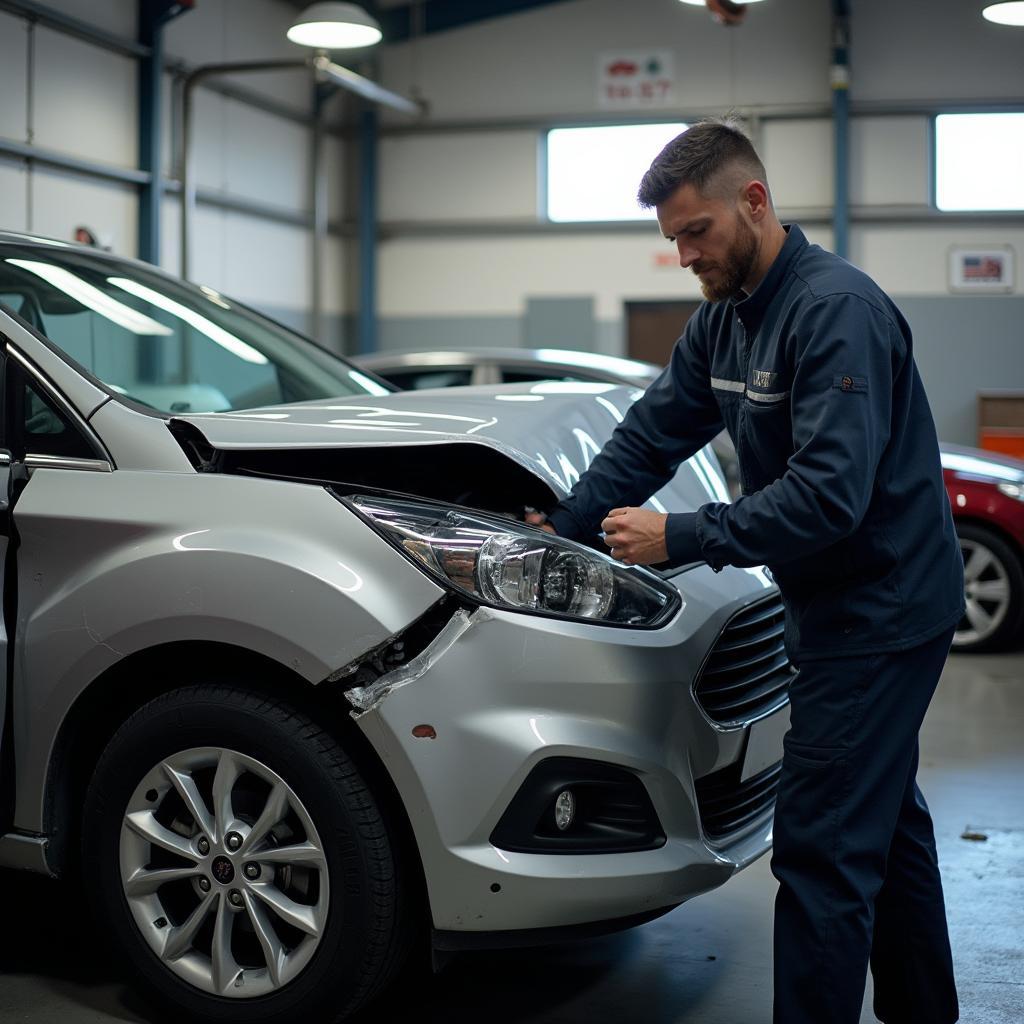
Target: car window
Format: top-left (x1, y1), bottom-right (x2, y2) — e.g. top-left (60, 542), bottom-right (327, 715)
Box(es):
top-left (384, 368), bottom-right (474, 390)
top-left (500, 368), bottom-right (581, 385)
top-left (0, 247), bottom-right (389, 414)
top-left (9, 364), bottom-right (98, 461)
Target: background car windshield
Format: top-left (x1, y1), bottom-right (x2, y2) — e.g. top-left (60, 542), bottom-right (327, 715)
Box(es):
top-left (0, 245), bottom-right (389, 414)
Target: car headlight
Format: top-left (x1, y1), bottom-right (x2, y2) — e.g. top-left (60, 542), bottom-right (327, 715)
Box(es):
top-left (344, 494), bottom-right (679, 628)
top-left (998, 481), bottom-right (1024, 502)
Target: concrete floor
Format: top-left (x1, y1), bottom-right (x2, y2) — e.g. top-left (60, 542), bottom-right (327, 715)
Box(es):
top-left (1, 651), bottom-right (1021, 1024)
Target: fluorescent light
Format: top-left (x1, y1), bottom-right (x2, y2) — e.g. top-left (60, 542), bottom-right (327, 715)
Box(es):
top-left (983, 2), bottom-right (1024, 26)
top-left (6, 259), bottom-right (172, 336)
top-left (107, 277), bottom-right (268, 365)
top-left (678, 0), bottom-right (766, 5)
top-left (287, 2), bottom-right (382, 49)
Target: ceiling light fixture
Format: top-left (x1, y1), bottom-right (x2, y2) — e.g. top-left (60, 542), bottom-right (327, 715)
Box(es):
top-left (982, 2), bottom-right (1024, 25)
top-left (287, 2), bottom-right (383, 49)
top-left (677, 0), bottom-right (766, 5)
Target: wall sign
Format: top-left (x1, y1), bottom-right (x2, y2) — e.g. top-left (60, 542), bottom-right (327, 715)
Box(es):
top-left (948, 246), bottom-right (1015, 293)
top-left (597, 51), bottom-right (675, 109)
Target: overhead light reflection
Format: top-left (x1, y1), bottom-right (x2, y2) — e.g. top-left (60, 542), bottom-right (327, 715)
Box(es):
top-left (7, 260), bottom-right (172, 336)
top-left (108, 277), bottom-right (268, 365)
top-left (530, 381), bottom-right (617, 395)
top-left (941, 451), bottom-right (1024, 483)
top-left (347, 369), bottom-right (391, 396)
top-left (534, 348), bottom-right (656, 381)
top-left (198, 284), bottom-right (231, 310)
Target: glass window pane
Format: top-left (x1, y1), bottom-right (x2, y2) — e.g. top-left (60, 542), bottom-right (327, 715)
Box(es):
top-left (935, 113), bottom-right (1024, 211)
top-left (0, 248), bottom-right (388, 414)
top-left (546, 123), bottom-right (688, 223)
top-left (385, 369), bottom-right (473, 390)
top-left (18, 369), bottom-right (97, 460)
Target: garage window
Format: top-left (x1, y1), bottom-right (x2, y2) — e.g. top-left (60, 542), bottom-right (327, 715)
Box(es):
top-left (545, 122), bottom-right (687, 222)
top-left (935, 113), bottom-right (1024, 211)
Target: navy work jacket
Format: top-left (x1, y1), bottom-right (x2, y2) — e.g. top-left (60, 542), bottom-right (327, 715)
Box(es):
top-left (548, 224), bottom-right (965, 661)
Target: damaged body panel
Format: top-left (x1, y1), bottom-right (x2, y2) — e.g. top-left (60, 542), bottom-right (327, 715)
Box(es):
top-left (9, 467), bottom-right (443, 834)
top-left (171, 383), bottom-right (733, 517)
top-left (351, 564), bottom-right (780, 933)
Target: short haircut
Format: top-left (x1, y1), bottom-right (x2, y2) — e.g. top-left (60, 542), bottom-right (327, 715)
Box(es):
top-left (637, 118), bottom-right (769, 209)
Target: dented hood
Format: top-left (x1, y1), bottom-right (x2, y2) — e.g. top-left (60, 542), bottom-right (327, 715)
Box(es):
top-left (173, 381), bottom-right (732, 512)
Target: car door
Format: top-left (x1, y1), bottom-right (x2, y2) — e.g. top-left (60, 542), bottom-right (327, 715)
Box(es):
top-left (0, 339), bottom-right (111, 829)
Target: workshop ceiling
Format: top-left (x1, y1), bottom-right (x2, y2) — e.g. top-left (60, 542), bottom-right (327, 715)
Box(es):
top-left (287, 0), bottom-right (579, 42)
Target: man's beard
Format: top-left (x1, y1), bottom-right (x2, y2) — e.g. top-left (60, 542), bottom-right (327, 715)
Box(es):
top-left (693, 218), bottom-right (758, 302)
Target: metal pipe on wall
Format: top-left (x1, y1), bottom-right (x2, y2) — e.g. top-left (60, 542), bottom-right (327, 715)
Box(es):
top-left (178, 59), bottom-right (307, 279)
top-left (311, 85), bottom-right (332, 347)
top-left (359, 106), bottom-right (379, 355)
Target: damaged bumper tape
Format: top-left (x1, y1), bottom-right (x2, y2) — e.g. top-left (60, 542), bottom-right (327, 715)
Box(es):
top-left (345, 606), bottom-right (487, 715)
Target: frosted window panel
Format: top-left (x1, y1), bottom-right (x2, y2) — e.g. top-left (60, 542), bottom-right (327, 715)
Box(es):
top-left (935, 113), bottom-right (1024, 212)
top-left (547, 123), bottom-right (688, 222)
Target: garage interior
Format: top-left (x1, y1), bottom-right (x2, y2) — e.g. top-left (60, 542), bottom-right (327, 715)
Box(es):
top-left (0, 1), bottom-right (1021, 1022)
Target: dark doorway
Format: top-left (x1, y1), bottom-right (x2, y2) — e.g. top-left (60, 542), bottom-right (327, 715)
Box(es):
top-left (626, 300), bottom-right (701, 367)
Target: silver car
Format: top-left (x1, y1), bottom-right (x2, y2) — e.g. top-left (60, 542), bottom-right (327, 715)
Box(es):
top-left (0, 234), bottom-right (790, 1023)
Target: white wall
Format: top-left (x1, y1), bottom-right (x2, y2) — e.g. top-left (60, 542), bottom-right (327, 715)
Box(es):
top-left (374, 0), bottom-right (1024, 331)
top-left (0, 0), bottom-right (351, 335)
top-left (380, 0), bottom-right (831, 122)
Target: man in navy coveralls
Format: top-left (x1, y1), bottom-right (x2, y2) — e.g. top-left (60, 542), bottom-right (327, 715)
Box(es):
top-left (531, 120), bottom-right (964, 1024)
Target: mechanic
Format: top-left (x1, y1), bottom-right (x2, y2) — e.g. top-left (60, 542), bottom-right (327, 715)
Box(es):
top-left (529, 120), bottom-right (965, 1024)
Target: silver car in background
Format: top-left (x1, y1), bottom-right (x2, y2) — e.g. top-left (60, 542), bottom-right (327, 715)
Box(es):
top-left (0, 234), bottom-right (791, 1023)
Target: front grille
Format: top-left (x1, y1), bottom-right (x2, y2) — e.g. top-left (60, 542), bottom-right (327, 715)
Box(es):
top-left (694, 760), bottom-right (782, 841)
top-left (694, 595), bottom-right (795, 727)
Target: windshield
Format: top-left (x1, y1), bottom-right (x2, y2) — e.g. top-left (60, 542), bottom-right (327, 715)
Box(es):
top-left (0, 244), bottom-right (390, 414)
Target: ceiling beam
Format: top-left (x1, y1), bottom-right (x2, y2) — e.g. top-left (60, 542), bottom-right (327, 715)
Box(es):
top-left (375, 0), bottom-right (579, 43)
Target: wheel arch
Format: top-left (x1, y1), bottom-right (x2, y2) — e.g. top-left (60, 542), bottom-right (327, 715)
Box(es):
top-left (41, 640), bottom-right (428, 917)
top-left (954, 513), bottom-right (1024, 564)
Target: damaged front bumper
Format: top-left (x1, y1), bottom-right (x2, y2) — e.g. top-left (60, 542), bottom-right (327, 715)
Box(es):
top-left (344, 564), bottom-right (788, 936)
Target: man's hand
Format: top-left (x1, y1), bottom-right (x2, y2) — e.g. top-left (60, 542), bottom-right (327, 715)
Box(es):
top-left (601, 507), bottom-right (668, 565)
top-left (525, 509), bottom-right (556, 535)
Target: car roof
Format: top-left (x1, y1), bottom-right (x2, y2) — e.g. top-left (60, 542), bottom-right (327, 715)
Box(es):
top-left (0, 230), bottom-right (84, 249)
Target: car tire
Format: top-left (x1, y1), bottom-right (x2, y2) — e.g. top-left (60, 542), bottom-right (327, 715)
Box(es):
top-left (953, 523), bottom-right (1024, 653)
top-left (82, 685), bottom-right (411, 1024)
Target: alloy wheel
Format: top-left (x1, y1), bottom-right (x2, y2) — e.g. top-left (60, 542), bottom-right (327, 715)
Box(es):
top-left (956, 537), bottom-right (1012, 647)
top-left (119, 746), bottom-right (329, 998)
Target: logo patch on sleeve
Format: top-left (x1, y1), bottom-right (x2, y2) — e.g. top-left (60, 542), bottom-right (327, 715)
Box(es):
top-left (833, 375), bottom-right (868, 393)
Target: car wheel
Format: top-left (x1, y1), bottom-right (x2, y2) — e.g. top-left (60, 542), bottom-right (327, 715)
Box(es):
top-left (83, 685), bottom-right (411, 1024)
top-left (953, 523), bottom-right (1024, 653)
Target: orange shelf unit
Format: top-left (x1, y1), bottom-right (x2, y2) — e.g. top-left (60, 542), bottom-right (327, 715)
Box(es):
top-left (978, 392), bottom-right (1024, 459)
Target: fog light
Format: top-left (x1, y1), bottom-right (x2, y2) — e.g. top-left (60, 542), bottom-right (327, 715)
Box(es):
top-left (554, 790), bottom-right (575, 831)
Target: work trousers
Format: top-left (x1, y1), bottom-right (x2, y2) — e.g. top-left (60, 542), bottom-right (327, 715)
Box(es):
top-left (771, 626), bottom-right (959, 1024)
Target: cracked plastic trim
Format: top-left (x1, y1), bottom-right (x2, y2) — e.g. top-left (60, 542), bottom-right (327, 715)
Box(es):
top-left (345, 607), bottom-right (488, 716)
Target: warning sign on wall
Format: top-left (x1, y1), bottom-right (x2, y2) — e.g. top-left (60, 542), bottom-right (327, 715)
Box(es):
top-left (597, 51), bottom-right (675, 109)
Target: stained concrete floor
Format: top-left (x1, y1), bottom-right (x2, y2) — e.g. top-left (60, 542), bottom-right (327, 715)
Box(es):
top-left (1, 651), bottom-right (1021, 1024)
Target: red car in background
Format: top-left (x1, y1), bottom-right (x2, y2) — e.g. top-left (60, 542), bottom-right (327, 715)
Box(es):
top-left (356, 348), bottom-right (1024, 654)
top-left (941, 445), bottom-right (1024, 652)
